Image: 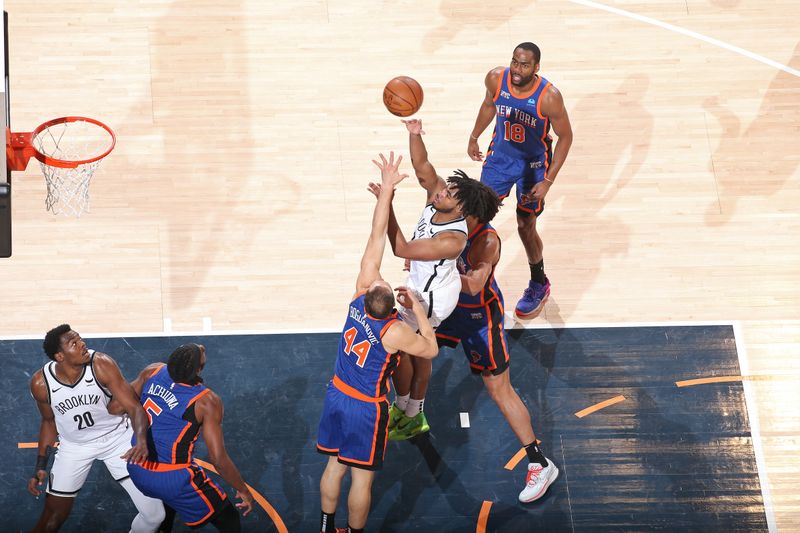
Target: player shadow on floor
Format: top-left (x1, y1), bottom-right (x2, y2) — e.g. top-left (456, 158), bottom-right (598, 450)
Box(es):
top-left (702, 40), bottom-right (800, 226)
top-left (372, 352), bottom-right (572, 532)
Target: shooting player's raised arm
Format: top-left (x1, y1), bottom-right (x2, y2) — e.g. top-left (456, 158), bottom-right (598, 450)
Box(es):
top-left (355, 152), bottom-right (408, 294)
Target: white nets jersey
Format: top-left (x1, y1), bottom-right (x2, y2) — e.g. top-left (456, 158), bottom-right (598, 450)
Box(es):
top-left (41, 351), bottom-right (127, 445)
top-left (408, 204), bottom-right (468, 293)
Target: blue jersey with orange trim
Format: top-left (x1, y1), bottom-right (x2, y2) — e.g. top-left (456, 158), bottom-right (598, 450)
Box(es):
top-left (133, 365), bottom-right (209, 464)
top-left (334, 293), bottom-right (401, 399)
top-left (456, 223), bottom-right (503, 307)
top-left (490, 69), bottom-right (551, 159)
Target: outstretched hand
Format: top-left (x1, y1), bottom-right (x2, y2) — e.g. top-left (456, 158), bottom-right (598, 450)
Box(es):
top-left (366, 181), bottom-right (382, 199)
top-left (371, 151), bottom-right (408, 189)
top-left (120, 440), bottom-right (149, 464)
top-left (235, 489), bottom-right (254, 516)
top-left (395, 286), bottom-right (418, 310)
top-left (402, 119), bottom-right (425, 135)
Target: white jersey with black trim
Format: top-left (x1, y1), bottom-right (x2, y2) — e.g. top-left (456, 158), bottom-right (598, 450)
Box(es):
top-left (41, 350), bottom-right (127, 445)
top-left (408, 204), bottom-right (468, 293)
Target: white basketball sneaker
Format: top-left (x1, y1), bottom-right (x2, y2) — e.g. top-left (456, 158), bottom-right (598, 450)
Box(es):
top-left (518, 459), bottom-right (559, 503)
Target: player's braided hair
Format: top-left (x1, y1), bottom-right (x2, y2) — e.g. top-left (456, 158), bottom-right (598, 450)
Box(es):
top-left (43, 324), bottom-right (72, 360)
top-left (167, 343), bottom-right (204, 385)
top-left (516, 41), bottom-right (541, 64)
top-left (448, 170), bottom-right (502, 224)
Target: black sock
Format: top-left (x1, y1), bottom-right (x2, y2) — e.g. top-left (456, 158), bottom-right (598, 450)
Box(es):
top-left (320, 511), bottom-right (336, 533)
top-left (347, 526), bottom-right (365, 533)
top-left (529, 260), bottom-right (545, 284)
top-left (524, 442), bottom-right (548, 467)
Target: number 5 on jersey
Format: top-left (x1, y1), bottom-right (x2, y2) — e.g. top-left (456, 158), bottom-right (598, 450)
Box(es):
top-left (143, 397), bottom-right (162, 425)
top-left (343, 326), bottom-right (371, 367)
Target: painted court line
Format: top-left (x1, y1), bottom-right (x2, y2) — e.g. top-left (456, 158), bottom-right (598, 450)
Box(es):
top-left (0, 319), bottom-right (745, 340)
top-left (194, 459), bottom-right (287, 533)
top-left (567, 0), bottom-right (800, 78)
top-left (733, 321), bottom-right (776, 533)
top-left (476, 500), bottom-right (492, 533)
top-left (675, 375), bottom-right (742, 387)
top-left (504, 448), bottom-right (527, 471)
top-left (575, 395), bottom-right (626, 418)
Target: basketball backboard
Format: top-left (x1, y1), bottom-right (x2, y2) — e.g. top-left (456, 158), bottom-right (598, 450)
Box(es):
top-left (1, 3), bottom-right (10, 258)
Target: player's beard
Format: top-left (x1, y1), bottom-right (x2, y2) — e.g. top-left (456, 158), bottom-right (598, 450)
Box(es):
top-left (511, 72), bottom-right (535, 88)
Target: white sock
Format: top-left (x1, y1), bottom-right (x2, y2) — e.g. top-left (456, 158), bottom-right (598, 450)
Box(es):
top-left (395, 393), bottom-right (410, 411)
top-left (405, 398), bottom-right (424, 417)
top-left (119, 477), bottom-right (165, 533)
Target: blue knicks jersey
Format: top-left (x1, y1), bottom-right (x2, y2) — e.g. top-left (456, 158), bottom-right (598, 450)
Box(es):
top-left (490, 69), bottom-right (552, 159)
top-left (456, 223), bottom-right (503, 307)
top-left (334, 293), bottom-right (401, 398)
top-left (134, 365), bottom-right (210, 464)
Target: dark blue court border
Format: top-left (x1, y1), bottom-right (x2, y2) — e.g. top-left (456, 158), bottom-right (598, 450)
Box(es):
top-left (0, 324), bottom-right (769, 532)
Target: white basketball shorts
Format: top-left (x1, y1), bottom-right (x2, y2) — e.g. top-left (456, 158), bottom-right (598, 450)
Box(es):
top-left (47, 422), bottom-right (134, 497)
top-left (397, 274), bottom-right (461, 332)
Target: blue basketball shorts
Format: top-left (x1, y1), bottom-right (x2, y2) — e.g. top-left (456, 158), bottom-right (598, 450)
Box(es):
top-left (316, 379), bottom-right (390, 470)
top-left (436, 297), bottom-right (510, 376)
top-left (127, 461), bottom-right (228, 527)
top-left (480, 149), bottom-right (548, 217)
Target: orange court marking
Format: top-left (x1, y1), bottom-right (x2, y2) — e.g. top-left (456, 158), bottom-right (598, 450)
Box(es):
top-left (17, 443), bottom-right (287, 533)
top-left (675, 375), bottom-right (742, 387)
top-left (575, 395), bottom-right (626, 418)
top-left (503, 439), bottom-right (541, 471)
top-left (504, 448), bottom-right (528, 471)
top-left (193, 459), bottom-right (288, 533)
top-left (476, 500), bottom-right (492, 533)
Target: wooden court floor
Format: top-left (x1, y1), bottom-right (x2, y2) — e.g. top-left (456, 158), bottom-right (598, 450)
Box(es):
top-left (1, 0), bottom-right (798, 530)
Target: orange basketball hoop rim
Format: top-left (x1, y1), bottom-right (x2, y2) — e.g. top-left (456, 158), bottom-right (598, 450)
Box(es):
top-left (6, 116), bottom-right (116, 171)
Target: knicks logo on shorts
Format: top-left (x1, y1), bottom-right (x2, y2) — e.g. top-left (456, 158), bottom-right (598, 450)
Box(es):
top-left (470, 350), bottom-right (482, 363)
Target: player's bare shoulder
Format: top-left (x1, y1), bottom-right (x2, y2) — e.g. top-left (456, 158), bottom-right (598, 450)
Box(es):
top-left (379, 318), bottom-right (407, 354)
top-left (29, 368), bottom-right (48, 401)
top-left (541, 83), bottom-right (566, 116)
top-left (197, 387), bottom-right (223, 411)
top-left (91, 351), bottom-right (123, 382)
top-left (485, 67), bottom-right (505, 93)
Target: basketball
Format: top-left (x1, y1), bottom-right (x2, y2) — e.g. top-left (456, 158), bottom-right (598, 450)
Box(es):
top-left (383, 76), bottom-right (424, 117)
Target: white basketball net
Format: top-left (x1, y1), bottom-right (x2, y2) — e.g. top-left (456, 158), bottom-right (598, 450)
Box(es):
top-left (32, 120), bottom-right (113, 217)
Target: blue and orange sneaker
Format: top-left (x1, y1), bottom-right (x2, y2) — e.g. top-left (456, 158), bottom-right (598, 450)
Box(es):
top-left (515, 277), bottom-right (550, 318)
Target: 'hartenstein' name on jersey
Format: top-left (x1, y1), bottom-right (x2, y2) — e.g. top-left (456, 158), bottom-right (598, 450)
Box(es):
top-left (348, 306), bottom-right (380, 345)
top-left (495, 104), bottom-right (537, 128)
top-left (147, 382), bottom-right (180, 409)
top-left (53, 393), bottom-right (101, 415)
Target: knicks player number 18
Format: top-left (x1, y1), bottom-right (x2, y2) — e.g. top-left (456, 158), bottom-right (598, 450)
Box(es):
top-left (504, 121), bottom-right (526, 143)
top-left (343, 327), bottom-right (370, 368)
